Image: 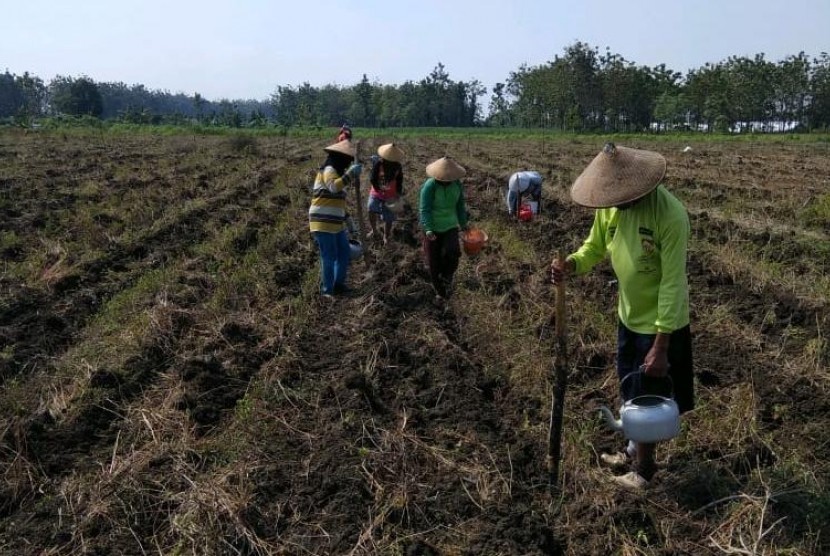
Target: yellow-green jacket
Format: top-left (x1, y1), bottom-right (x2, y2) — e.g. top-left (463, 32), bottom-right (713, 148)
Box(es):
top-left (568, 185), bottom-right (690, 334)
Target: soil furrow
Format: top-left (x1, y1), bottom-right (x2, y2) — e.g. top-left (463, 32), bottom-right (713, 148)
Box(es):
top-left (0, 164), bottom-right (280, 385)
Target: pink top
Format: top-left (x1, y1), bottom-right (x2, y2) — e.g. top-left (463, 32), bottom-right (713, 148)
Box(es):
top-left (370, 164), bottom-right (400, 201)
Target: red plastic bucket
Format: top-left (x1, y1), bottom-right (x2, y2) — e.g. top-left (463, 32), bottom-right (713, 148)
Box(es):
top-left (461, 228), bottom-right (488, 256)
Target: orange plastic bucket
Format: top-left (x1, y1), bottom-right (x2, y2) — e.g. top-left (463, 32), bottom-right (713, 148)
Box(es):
top-left (518, 203), bottom-right (533, 222)
top-left (461, 228), bottom-right (488, 256)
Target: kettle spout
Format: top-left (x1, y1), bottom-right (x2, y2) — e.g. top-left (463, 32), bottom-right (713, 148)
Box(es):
top-left (598, 406), bottom-right (623, 432)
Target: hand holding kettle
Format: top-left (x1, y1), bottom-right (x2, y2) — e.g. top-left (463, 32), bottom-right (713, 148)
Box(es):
top-left (642, 334), bottom-right (670, 378)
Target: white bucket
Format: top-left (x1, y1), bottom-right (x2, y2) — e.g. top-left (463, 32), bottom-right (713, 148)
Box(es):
top-left (385, 197), bottom-right (404, 214)
top-left (526, 200), bottom-right (539, 214)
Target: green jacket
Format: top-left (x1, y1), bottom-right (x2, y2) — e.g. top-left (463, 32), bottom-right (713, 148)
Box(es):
top-left (419, 178), bottom-right (468, 233)
top-left (567, 185), bottom-right (690, 334)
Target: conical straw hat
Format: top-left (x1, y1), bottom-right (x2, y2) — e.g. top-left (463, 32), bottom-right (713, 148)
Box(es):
top-left (377, 143), bottom-right (405, 163)
top-left (324, 139), bottom-right (356, 158)
top-left (426, 156), bottom-right (466, 181)
top-left (571, 143), bottom-right (666, 208)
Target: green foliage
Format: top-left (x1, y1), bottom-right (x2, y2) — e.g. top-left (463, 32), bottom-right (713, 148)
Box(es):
top-left (91, 268), bottom-right (172, 336)
top-left (50, 76), bottom-right (103, 117)
top-left (504, 43), bottom-right (830, 132)
top-left (270, 64), bottom-right (486, 128)
top-left (0, 71), bottom-right (46, 122)
top-left (801, 193), bottom-right (830, 228)
top-left (0, 230), bottom-right (22, 252)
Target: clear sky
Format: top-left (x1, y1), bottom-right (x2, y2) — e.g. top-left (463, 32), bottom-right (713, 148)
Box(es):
top-left (2, 0), bottom-right (828, 101)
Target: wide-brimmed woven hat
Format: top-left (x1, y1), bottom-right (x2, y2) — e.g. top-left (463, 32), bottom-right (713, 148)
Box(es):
top-left (426, 156), bottom-right (466, 182)
top-left (377, 143), bottom-right (405, 163)
top-left (324, 139), bottom-right (356, 158)
top-left (571, 143), bottom-right (666, 208)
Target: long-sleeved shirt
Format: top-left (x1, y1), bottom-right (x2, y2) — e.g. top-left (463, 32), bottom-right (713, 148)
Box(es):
top-left (419, 178), bottom-right (468, 234)
top-left (308, 166), bottom-right (352, 233)
top-left (567, 185), bottom-right (690, 334)
top-left (507, 171), bottom-right (543, 214)
top-left (508, 171), bottom-right (543, 194)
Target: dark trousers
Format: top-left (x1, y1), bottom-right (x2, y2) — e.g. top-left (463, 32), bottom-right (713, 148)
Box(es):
top-left (616, 321), bottom-right (694, 479)
top-left (423, 228), bottom-right (460, 297)
top-left (616, 321), bottom-right (695, 414)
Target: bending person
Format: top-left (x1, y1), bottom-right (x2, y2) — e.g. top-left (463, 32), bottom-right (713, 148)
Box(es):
top-left (506, 170), bottom-right (543, 218)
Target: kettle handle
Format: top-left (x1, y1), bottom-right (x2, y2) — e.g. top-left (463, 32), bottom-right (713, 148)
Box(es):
top-left (621, 367), bottom-right (675, 397)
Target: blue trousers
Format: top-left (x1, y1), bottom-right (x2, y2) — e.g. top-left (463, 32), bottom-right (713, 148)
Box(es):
top-left (313, 230), bottom-right (350, 294)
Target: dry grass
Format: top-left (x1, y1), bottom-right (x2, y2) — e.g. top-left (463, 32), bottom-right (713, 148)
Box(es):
top-left (0, 131), bottom-right (828, 555)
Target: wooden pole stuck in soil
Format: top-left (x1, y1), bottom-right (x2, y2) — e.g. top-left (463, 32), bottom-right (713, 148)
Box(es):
top-left (548, 250), bottom-right (568, 492)
top-left (352, 140), bottom-right (369, 257)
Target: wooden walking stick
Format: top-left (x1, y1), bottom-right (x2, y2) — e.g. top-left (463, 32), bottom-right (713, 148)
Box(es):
top-left (350, 140), bottom-right (370, 261)
top-left (548, 250), bottom-right (568, 492)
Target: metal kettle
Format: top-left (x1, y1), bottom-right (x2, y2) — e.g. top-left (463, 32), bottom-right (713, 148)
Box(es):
top-left (598, 370), bottom-right (680, 443)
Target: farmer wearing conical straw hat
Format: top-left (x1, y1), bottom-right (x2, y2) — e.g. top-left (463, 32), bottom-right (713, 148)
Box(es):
top-left (367, 143), bottom-right (405, 244)
top-left (308, 139), bottom-right (363, 298)
top-left (551, 143), bottom-right (694, 490)
top-left (419, 156), bottom-right (469, 299)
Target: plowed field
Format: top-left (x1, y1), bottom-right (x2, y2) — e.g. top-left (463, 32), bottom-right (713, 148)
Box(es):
top-left (1, 130), bottom-right (828, 555)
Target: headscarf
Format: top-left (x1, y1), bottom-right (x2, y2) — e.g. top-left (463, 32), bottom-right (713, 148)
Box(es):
top-left (321, 151), bottom-right (353, 176)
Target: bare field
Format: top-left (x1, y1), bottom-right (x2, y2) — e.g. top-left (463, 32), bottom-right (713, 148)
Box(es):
top-left (0, 130), bottom-right (828, 555)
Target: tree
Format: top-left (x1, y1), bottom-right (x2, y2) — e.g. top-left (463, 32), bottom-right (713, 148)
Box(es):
top-left (15, 72), bottom-right (46, 122)
top-left (811, 52), bottom-right (830, 129)
top-left (0, 71), bottom-right (25, 119)
top-left (561, 42), bottom-right (603, 129)
top-left (685, 63), bottom-right (732, 132)
top-left (504, 42), bottom-right (605, 130)
top-left (295, 83), bottom-right (318, 125)
top-left (193, 93), bottom-right (206, 122)
top-left (465, 79), bottom-right (487, 125)
top-left (654, 92), bottom-right (689, 131)
top-left (717, 55), bottom-right (774, 132)
top-left (349, 74), bottom-right (373, 126)
top-left (50, 76), bottom-right (103, 117)
top-left (775, 52), bottom-right (810, 128)
top-left (271, 85), bottom-right (298, 126)
top-left (600, 52), bottom-right (659, 131)
top-left (488, 82), bottom-right (510, 126)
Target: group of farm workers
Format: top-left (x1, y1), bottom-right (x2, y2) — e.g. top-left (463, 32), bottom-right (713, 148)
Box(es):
top-left (308, 130), bottom-right (694, 491)
top-left (308, 133), bottom-right (470, 300)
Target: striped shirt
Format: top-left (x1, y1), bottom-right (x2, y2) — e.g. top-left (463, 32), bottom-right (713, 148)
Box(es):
top-left (309, 166), bottom-right (351, 233)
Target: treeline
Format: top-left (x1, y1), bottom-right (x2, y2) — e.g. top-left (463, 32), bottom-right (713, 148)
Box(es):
top-left (0, 63), bottom-right (481, 129)
top-left (0, 72), bottom-right (274, 127)
top-left (2, 42), bottom-right (830, 131)
top-left (498, 42), bottom-right (830, 132)
top-left (272, 64), bottom-right (484, 128)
